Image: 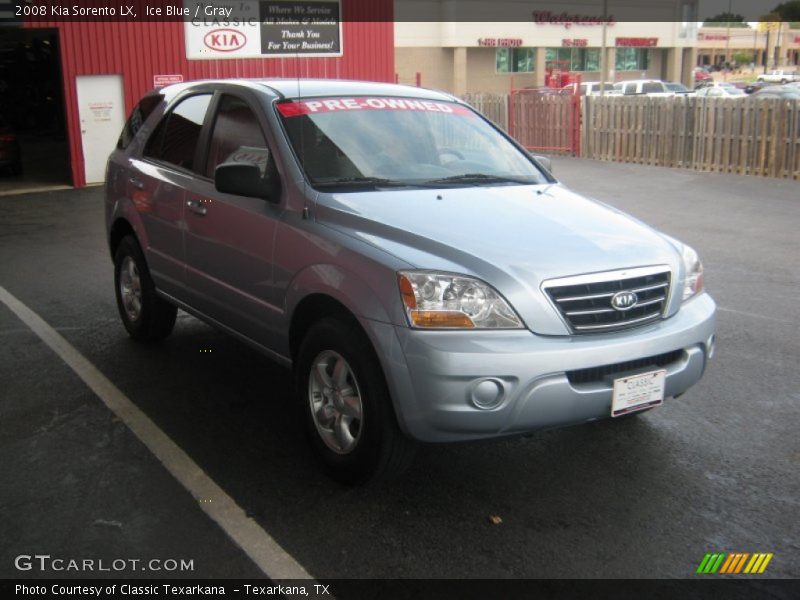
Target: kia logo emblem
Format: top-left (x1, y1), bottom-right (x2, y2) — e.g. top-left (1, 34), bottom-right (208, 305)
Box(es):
top-left (611, 291), bottom-right (638, 311)
top-left (204, 29), bottom-right (247, 52)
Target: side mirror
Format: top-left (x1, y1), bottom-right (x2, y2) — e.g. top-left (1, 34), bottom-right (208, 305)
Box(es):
top-left (531, 154), bottom-right (553, 174)
top-left (214, 161), bottom-right (279, 202)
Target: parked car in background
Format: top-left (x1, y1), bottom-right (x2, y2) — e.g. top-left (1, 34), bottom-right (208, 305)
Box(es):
top-left (756, 70), bottom-right (800, 84)
top-left (693, 67), bottom-right (712, 87)
top-left (664, 82), bottom-right (695, 96)
top-left (557, 81), bottom-right (613, 96)
top-left (579, 81), bottom-right (616, 96)
top-left (613, 80), bottom-right (676, 97)
top-left (743, 81), bottom-right (770, 94)
top-left (0, 115), bottom-right (21, 175)
top-left (695, 84), bottom-right (747, 99)
top-left (106, 79), bottom-right (716, 483)
top-left (749, 85), bottom-right (800, 100)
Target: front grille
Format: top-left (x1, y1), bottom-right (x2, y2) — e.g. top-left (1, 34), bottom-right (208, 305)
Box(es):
top-left (567, 349), bottom-right (684, 385)
top-left (545, 267), bottom-right (671, 334)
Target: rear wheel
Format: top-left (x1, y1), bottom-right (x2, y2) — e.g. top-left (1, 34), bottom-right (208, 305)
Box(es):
top-left (113, 235), bottom-right (177, 341)
top-left (295, 317), bottom-right (416, 484)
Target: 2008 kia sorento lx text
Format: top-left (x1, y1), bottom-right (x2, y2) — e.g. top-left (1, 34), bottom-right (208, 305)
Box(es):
top-left (105, 80), bottom-right (716, 483)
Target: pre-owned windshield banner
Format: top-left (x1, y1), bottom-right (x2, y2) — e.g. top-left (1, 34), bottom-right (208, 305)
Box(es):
top-left (276, 97), bottom-right (475, 117)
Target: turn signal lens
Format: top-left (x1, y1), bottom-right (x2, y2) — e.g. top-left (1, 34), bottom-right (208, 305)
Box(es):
top-left (681, 244), bottom-right (705, 302)
top-left (409, 310), bottom-right (475, 328)
top-left (398, 274), bottom-right (417, 309)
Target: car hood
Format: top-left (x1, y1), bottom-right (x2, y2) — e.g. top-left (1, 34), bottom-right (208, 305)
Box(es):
top-left (314, 184), bottom-right (683, 334)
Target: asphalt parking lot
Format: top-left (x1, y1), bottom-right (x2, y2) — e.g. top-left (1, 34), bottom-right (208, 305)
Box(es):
top-left (1, 158), bottom-right (798, 585)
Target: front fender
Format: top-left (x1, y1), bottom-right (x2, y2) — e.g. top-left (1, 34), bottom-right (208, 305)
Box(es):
top-left (283, 263), bottom-right (420, 438)
top-left (284, 263), bottom-right (398, 327)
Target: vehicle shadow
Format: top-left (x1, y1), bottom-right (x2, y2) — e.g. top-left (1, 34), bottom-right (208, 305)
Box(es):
top-left (106, 313), bottom-right (694, 578)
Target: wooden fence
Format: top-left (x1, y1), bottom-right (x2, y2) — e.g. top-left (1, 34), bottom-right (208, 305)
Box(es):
top-left (582, 96), bottom-right (800, 180)
top-left (461, 91), bottom-right (580, 155)
top-left (460, 93), bottom-right (508, 131)
top-left (509, 90), bottom-right (581, 155)
top-left (461, 93), bottom-right (800, 180)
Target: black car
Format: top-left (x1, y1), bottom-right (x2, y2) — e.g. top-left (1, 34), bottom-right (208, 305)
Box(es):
top-left (0, 116), bottom-right (21, 175)
top-left (744, 81), bottom-right (770, 95)
top-left (749, 86), bottom-right (800, 100)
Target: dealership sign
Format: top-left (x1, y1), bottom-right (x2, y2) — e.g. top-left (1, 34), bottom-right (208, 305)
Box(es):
top-left (184, 0), bottom-right (342, 60)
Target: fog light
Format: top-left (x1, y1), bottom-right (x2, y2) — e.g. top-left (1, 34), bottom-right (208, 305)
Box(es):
top-left (470, 378), bottom-right (505, 410)
top-left (706, 334), bottom-right (716, 360)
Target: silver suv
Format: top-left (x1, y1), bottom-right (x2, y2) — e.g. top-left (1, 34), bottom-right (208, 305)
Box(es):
top-left (106, 79), bottom-right (716, 483)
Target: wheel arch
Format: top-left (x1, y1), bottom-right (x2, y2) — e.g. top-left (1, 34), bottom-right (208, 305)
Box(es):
top-left (289, 293), bottom-right (364, 362)
top-left (109, 217), bottom-right (137, 260)
top-left (284, 263), bottom-right (401, 359)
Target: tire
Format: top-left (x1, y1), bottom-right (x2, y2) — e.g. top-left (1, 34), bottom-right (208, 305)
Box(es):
top-left (10, 161), bottom-right (22, 176)
top-left (113, 235), bottom-right (177, 341)
top-left (780, 79), bottom-right (787, 84)
top-left (295, 317), bottom-right (416, 484)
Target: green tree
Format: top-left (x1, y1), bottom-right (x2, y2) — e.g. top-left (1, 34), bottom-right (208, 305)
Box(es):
top-left (771, 1), bottom-right (800, 21)
top-left (702, 12), bottom-right (749, 27)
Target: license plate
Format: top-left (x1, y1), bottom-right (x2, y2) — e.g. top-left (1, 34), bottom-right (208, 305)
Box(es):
top-left (611, 369), bottom-right (666, 417)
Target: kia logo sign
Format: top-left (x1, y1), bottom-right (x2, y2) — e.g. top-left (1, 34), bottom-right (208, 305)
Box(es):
top-left (204, 29), bottom-right (246, 52)
top-left (611, 291), bottom-right (638, 311)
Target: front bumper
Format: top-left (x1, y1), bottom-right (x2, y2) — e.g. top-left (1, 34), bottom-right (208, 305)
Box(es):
top-left (366, 292), bottom-right (716, 442)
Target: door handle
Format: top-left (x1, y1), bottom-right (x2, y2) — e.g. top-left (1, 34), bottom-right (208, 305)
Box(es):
top-left (129, 177), bottom-right (144, 190)
top-left (186, 199), bottom-right (208, 216)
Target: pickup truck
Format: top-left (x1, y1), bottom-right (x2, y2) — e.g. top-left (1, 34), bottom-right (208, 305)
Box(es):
top-left (757, 70), bottom-right (800, 84)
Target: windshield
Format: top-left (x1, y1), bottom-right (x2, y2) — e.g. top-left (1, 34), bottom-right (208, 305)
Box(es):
top-left (276, 96), bottom-right (548, 190)
top-left (665, 83), bottom-right (689, 92)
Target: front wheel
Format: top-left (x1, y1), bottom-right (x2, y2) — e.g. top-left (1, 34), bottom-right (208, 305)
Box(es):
top-left (295, 317), bottom-right (416, 484)
top-left (113, 235), bottom-right (177, 341)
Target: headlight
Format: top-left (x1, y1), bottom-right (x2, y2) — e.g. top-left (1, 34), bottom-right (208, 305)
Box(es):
top-left (681, 244), bottom-right (704, 302)
top-left (398, 271), bottom-right (523, 329)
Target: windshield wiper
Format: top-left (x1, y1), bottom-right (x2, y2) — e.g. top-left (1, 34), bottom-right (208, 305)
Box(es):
top-left (424, 173), bottom-right (534, 186)
top-left (314, 176), bottom-right (410, 188)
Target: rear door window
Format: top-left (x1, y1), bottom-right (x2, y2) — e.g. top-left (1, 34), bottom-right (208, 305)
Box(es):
top-left (642, 82), bottom-right (663, 94)
top-left (144, 94), bottom-right (212, 171)
top-left (204, 95), bottom-right (271, 178)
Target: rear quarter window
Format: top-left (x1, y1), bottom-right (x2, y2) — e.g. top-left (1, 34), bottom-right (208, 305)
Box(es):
top-left (143, 93), bottom-right (212, 172)
top-left (118, 95), bottom-right (163, 150)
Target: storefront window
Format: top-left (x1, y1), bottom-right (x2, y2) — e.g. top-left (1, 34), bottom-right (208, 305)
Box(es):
top-left (496, 48), bottom-right (536, 73)
top-left (544, 48), bottom-right (601, 72)
top-left (615, 48), bottom-right (651, 71)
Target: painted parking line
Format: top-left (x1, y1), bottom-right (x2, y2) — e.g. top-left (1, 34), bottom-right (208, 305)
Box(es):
top-left (0, 285), bottom-right (315, 582)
